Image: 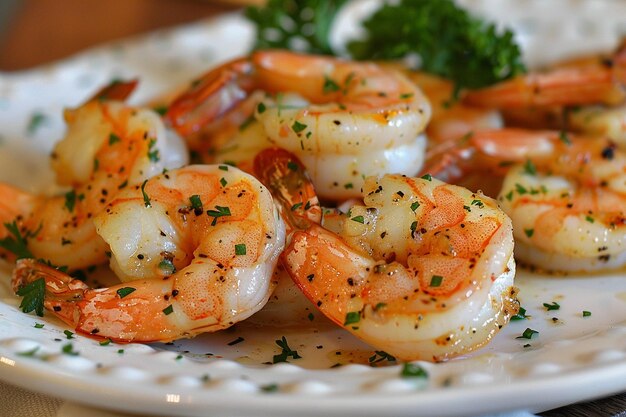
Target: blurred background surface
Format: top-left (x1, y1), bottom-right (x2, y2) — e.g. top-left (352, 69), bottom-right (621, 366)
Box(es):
top-left (0, 0), bottom-right (263, 71)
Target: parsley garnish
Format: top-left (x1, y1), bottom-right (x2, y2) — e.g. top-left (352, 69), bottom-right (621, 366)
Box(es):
top-left (291, 121), bottom-right (307, 133)
top-left (368, 350), bottom-right (396, 365)
top-left (272, 336), bottom-right (302, 363)
top-left (16, 278), bottom-right (45, 317)
top-left (344, 311), bottom-right (360, 326)
top-left (162, 305), bottom-right (174, 315)
top-left (206, 205), bottom-right (231, 226)
top-left (246, 0), bottom-right (348, 54)
top-left (516, 328), bottom-right (538, 340)
top-left (543, 301), bottom-right (560, 311)
top-left (510, 306), bottom-right (528, 321)
top-left (0, 221), bottom-right (35, 259)
top-left (141, 180), bottom-right (151, 208)
top-left (109, 133), bottom-right (121, 145)
top-left (64, 330), bottom-right (74, 339)
top-left (400, 362), bottom-right (428, 379)
top-left (235, 243), bottom-right (247, 256)
top-left (429, 275), bottom-right (443, 287)
top-left (351, 215), bottom-right (365, 224)
top-left (27, 112), bottom-right (48, 136)
top-left (582, 310), bottom-right (592, 317)
top-left (62, 343), bottom-right (79, 356)
top-left (116, 287), bottom-right (136, 298)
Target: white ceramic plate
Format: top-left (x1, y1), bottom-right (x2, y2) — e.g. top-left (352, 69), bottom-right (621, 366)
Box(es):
top-left (1, 2), bottom-right (626, 416)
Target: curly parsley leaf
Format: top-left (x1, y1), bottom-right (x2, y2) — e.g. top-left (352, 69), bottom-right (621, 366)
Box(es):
top-left (348, 0), bottom-right (525, 92)
top-left (16, 277), bottom-right (46, 317)
top-left (0, 221), bottom-right (35, 259)
top-left (245, 0), bottom-right (348, 54)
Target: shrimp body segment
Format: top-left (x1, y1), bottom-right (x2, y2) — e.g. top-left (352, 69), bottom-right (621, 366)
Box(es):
top-left (1, 88), bottom-right (188, 270)
top-left (168, 51), bottom-right (431, 200)
top-left (12, 165), bottom-right (285, 342)
top-left (273, 171), bottom-right (517, 361)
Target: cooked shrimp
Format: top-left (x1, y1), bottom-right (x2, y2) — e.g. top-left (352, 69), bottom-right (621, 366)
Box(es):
top-left (0, 81), bottom-right (188, 270)
top-left (254, 148), bottom-right (517, 362)
top-left (463, 39), bottom-right (626, 109)
top-left (12, 164), bottom-right (286, 342)
top-left (166, 50), bottom-right (431, 200)
top-left (425, 128), bottom-right (626, 272)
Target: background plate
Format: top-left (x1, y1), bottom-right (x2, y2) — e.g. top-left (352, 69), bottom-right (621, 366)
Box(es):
top-left (1, 1), bottom-right (626, 416)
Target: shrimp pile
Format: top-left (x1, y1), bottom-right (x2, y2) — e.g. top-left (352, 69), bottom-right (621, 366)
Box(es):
top-left (166, 50), bottom-right (432, 200)
top-left (9, 38), bottom-right (625, 361)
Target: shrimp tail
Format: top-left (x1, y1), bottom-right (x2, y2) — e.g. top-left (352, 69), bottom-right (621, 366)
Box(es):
top-left (166, 58), bottom-right (255, 137)
top-left (12, 259), bottom-right (88, 328)
top-left (253, 147), bottom-right (321, 229)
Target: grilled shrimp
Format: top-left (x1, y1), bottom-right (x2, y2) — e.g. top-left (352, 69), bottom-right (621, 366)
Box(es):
top-left (166, 50), bottom-right (431, 200)
top-left (424, 128), bottom-right (626, 272)
top-left (12, 165), bottom-right (285, 342)
top-left (254, 148), bottom-right (518, 362)
top-left (0, 81), bottom-right (188, 269)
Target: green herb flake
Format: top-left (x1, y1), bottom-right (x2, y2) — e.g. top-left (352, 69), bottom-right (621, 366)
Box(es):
top-left (351, 215), bottom-right (365, 224)
top-left (99, 339), bottom-right (112, 346)
top-left (220, 177), bottom-right (228, 187)
top-left (292, 120), bottom-right (307, 134)
top-left (323, 75), bottom-right (341, 94)
top-left (0, 221), bottom-right (35, 259)
top-left (524, 228), bottom-right (534, 238)
top-left (308, 312), bottom-right (315, 321)
top-left (162, 305), bottom-right (174, 315)
top-left (510, 306), bottom-right (528, 321)
top-left (582, 310), bottom-right (592, 317)
top-left (523, 159), bottom-right (537, 175)
top-left (116, 287), bottom-right (136, 299)
top-left (64, 330), bottom-right (75, 339)
top-left (62, 343), bottom-right (79, 356)
top-left (369, 350), bottom-right (396, 364)
top-left (17, 346), bottom-right (40, 357)
top-left (235, 243), bottom-right (247, 256)
top-left (287, 161), bottom-right (298, 171)
top-left (344, 311), bottom-right (360, 326)
top-left (64, 190), bottom-right (77, 212)
top-left (261, 383), bottom-right (279, 393)
top-left (34, 323), bottom-right (44, 329)
top-left (27, 112), bottom-right (48, 135)
top-left (410, 201), bottom-right (420, 212)
top-left (291, 202), bottom-right (303, 211)
top-left (585, 215), bottom-right (594, 223)
top-left (189, 194), bottom-right (203, 212)
top-left (206, 205), bottom-right (231, 226)
top-left (400, 362), bottom-right (428, 379)
top-left (141, 180), bottom-right (151, 208)
top-left (543, 301), bottom-right (560, 311)
top-left (16, 277), bottom-right (45, 317)
top-left (272, 336), bottom-right (302, 363)
top-left (147, 138), bottom-right (160, 162)
top-left (117, 349), bottom-right (125, 354)
top-left (153, 105), bottom-right (168, 116)
top-left (219, 165), bottom-right (229, 171)
top-left (516, 328), bottom-right (538, 340)
top-left (257, 102), bottom-right (266, 114)
top-left (430, 275), bottom-right (443, 287)
top-left (109, 133), bottom-right (121, 145)
top-left (420, 173), bottom-right (432, 181)
top-left (559, 131), bottom-right (572, 145)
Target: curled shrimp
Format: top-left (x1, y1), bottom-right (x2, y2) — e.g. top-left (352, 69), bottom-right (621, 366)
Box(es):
top-left (1, 83), bottom-right (188, 268)
top-left (166, 50), bottom-right (431, 200)
top-left (463, 39), bottom-right (626, 109)
top-left (12, 165), bottom-right (286, 342)
top-left (0, 81), bottom-right (188, 270)
top-left (254, 148), bottom-right (518, 362)
top-left (425, 128), bottom-right (626, 272)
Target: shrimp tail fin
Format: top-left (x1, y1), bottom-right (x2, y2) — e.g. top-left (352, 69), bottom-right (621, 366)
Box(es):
top-left (12, 258), bottom-right (87, 327)
top-left (253, 147), bottom-right (321, 230)
top-left (166, 58), bottom-right (255, 137)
